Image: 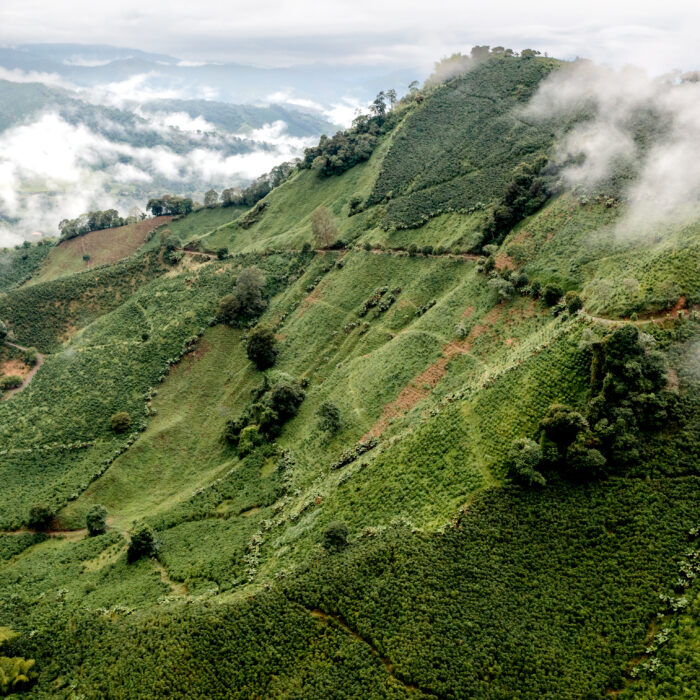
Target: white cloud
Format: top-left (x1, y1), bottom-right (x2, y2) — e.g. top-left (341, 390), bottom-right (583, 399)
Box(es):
top-left (62, 57), bottom-right (116, 67)
top-left (0, 111), bottom-right (313, 237)
top-left (0, 67), bottom-right (78, 90)
top-left (525, 60), bottom-right (700, 237)
top-left (323, 98), bottom-right (364, 127)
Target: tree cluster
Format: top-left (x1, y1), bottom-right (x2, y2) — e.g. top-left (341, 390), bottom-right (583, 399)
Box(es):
top-left (58, 209), bottom-right (126, 240)
top-left (146, 195), bottom-right (194, 217)
top-left (221, 161), bottom-right (296, 208)
top-left (507, 324), bottom-right (676, 486)
top-left (300, 92), bottom-right (398, 177)
top-left (224, 378), bottom-right (305, 454)
top-left (217, 267), bottom-right (267, 327)
top-left (483, 158), bottom-right (550, 246)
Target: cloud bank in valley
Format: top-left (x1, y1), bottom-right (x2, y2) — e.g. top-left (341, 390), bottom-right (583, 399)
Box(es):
top-left (524, 60), bottom-right (700, 237)
top-left (0, 110), bottom-right (315, 245)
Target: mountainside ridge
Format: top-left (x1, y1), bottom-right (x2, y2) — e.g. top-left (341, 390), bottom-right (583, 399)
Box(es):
top-left (0, 53), bottom-right (698, 698)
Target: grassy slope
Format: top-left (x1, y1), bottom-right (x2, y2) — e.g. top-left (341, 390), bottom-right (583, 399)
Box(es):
top-left (0, 55), bottom-right (698, 697)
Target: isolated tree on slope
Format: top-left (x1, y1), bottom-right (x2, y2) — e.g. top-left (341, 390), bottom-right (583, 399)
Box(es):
top-left (204, 189), bottom-right (219, 207)
top-left (246, 326), bottom-right (278, 370)
top-left (311, 207), bottom-right (338, 248)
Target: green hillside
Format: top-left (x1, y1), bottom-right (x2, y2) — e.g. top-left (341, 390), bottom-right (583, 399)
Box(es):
top-left (0, 53), bottom-right (698, 698)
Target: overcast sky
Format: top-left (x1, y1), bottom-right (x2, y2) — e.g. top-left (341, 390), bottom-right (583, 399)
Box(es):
top-left (1, 0), bottom-right (699, 74)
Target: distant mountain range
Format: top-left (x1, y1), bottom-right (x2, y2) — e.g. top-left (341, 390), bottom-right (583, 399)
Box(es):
top-left (0, 43), bottom-right (422, 107)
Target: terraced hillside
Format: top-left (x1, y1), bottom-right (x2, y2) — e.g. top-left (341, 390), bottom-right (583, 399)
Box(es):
top-left (0, 53), bottom-right (698, 698)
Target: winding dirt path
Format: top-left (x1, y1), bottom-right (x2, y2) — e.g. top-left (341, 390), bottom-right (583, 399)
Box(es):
top-left (583, 298), bottom-right (697, 327)
top-left (1, 342), bottom-right (45, 400)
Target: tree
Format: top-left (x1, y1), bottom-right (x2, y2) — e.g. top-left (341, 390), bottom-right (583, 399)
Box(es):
top-left (127, 522), bottom-right (156, 562)
top-left (540, 404), bottom-right (588, 453)
top-left (323, 521), bottom-right (349, 551)
top-left (311, 207), bottom-right (338, 248)
top-left (216, 247), bottom-right (228, 260)
top-left (28, 503), bottom-right (54, 530)
top-left (316, 401), bottom-right (341, 434)
top-left (246, 326), bottom-right (278, 370)
top-left (86, 504), bottom-right (107, 536)
top-left (565, 440), bottom-right (607, 480)
top-left (0, 321), bottom-right (7, 342)
top-left (543, 283), bottom-right (563, 307)
top-left (505, 438), bottom-right (545, 487)
top-left (267, 382), bottom-right (305, 421)
top-left (565, 291), bottom-right (583, 315)
top-left (110, 411), bottom-right (132, 433)
top-left (488, 277), bottom-right (515, 303)
top-left (204, 189), bottom-right (219, 207)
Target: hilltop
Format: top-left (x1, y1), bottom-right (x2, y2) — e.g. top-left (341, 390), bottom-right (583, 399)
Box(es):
top-left (0, 51), bottom-right (698, 699)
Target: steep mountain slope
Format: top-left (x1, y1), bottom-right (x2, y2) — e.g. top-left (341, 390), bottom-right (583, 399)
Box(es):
top-left (0, 54), bottom-right (698, 698)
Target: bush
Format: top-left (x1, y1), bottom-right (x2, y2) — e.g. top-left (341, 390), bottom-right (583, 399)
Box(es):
top-left (543, 283), bottom-right (563, 307)
top-left (348, 196), bottom-right (363, 216)
top-left (0, 320), bottom-right (7, 342)
top-left (23, 347), bottom-right (39, 367)
top-left (86, 504), bottom-right (107, 536)
top-left (0, 656), bottom-right (36, 694)
top-left (127, 522), bottom-right (156, 562)
top-left (237, 425), bottom-right (263, 457)
top-left (565, 291), bottom-right (583, 315)
top-left (28, 503), bottom-right (54, 530)
top-left (216, 247), bottom-right (229, 260)
top-left (323, 521), bottom-right (349, 551)
top-left (110, 411), bottom-right (132, 433)
top-left (246, 326), bottom-right (278, 370)
top-left (505, 438), bottom-right (545, 487)
top-left (316, 401), bottom-right (342, 434)
top-left (0, 375), bottom-right (23, 391)
top-left (407, 243), bottom-right (418, 257)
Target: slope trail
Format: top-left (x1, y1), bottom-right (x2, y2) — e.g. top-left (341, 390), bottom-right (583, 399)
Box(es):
top-left (1, 341), bottom-right (44, 399)
top-left (307, 606), bottom-right (441, 698)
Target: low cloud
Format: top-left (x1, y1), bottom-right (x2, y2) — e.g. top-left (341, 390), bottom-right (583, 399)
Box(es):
top-left (524, 60), bottom-right (700, 237)
top-left (0, 111), bottom-right (312, 238)
top-left (0, 67), bottom-right (78, 90)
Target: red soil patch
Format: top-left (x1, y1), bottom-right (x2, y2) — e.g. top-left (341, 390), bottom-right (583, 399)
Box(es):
top-left (494, 254), bottom-right (516, 270)
top-left (297, 279), bottom-right (329, 317)
top-left (365, 307), bottom-right (505, 438)
top-left (275, 333), bottom-right (287, 341)
top-left (461, 305), bottom-right (475, 319)
top-left (0, 358), bottom-right (30, 380)
top-left (167, 340), bottom-right (212, 377)
top-left (669, 295), bottom-right (687, 318)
